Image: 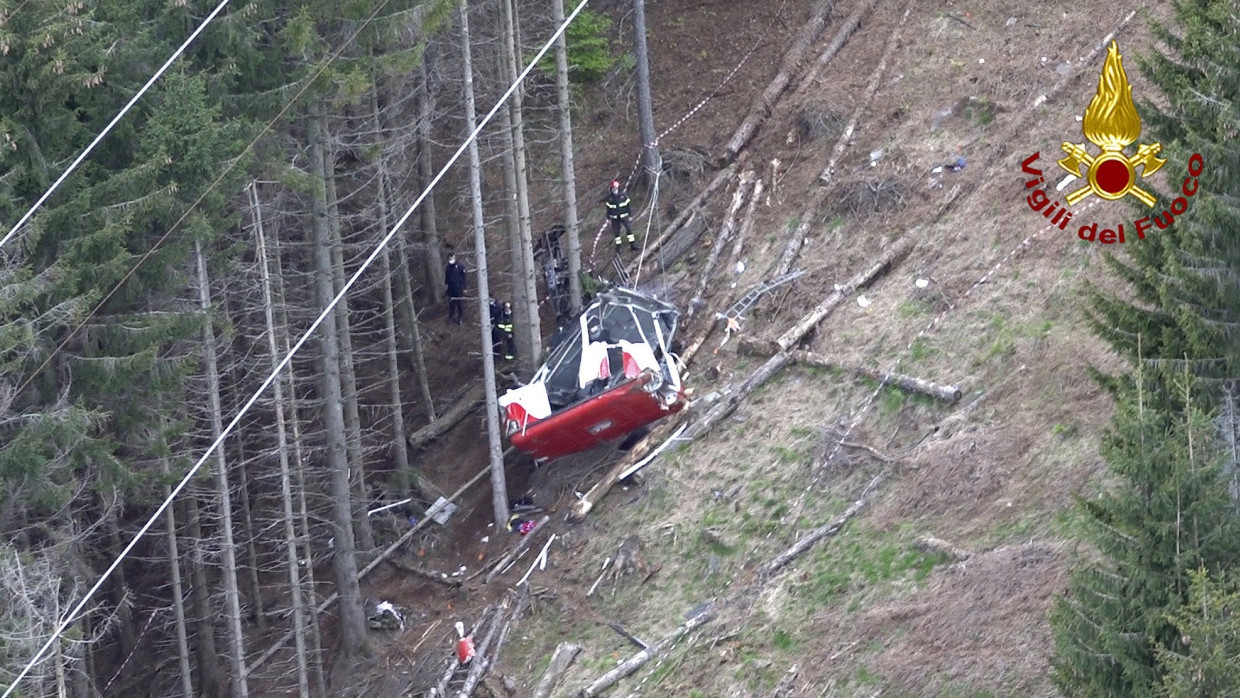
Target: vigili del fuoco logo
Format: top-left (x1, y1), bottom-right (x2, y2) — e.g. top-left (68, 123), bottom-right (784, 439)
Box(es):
top-left (1020, 40), bottom-right (1203, 244)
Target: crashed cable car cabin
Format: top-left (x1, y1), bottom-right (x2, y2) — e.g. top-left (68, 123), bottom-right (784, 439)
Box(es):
top-left (498, 288), bottom-right (688, 462)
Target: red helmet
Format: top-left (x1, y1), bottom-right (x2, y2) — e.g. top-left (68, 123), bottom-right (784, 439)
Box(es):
top-left (610, 179), bottom-right (620, 191)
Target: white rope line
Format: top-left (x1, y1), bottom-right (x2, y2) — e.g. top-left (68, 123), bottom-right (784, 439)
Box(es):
top-left (818, 197), bottom-right (1102, 470)
top-left (0, 2), bottom-right (591, 694)
top-left (0, 0), bottom-right (233, 254)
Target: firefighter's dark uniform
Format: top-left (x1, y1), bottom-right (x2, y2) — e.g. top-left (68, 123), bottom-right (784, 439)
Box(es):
top-left (607, 189), bottom-right (636, 250)
top-left (497, 307), bottom-right (516, 360)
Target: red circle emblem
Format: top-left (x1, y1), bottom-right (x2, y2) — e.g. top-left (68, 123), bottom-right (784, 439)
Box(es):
top-left (1095, 159), bottom-right (1131, 194)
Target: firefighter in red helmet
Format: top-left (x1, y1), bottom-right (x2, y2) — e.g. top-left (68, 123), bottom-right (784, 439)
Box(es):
top-left (605, 179), bottom-right (637, 252)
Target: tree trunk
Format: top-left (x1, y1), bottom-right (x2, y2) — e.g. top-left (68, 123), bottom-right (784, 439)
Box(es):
top-left (632, 0), bottom-right (659, 182)
top-left (252, 182), bottom-right (312, 698)
top-left (418, 49), bottom-right (445, 304)
top-left (160, 452), bottom-right (195, 698)
top-left (372, 87), bottom-right (436, 424)
top-left (271, 223), bottom-right (329, 698)
top-left (182, 492), bottom-right (224, 697)
top-left (552, 0), bottom-right (583, 315)
top-left (686, 170), bottom-right (754, 321)
top-left (194, 240), bottom-right (250, 698)
top-left (460, 0), bottom-right (510, 528)
top-left (532, 643), bottom-right (582, 698)
top-left (498, 102), bottom-right (529, 363)
top-left (380, 244), bottom-right (415, 496)
top-left (307, 105), bottom-right (368, 659)
top-left (323, 135), bottom-right (375, 554)
top-left (502, 0), bottom-right (542, 376)
top-left (235, 447), bottom-right (264, 627)
top-left (104, 506), bottom-right (136, 665)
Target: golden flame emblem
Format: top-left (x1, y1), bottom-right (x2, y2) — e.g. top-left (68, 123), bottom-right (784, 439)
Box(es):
top-left (1057, 41), bottom-right (1165, 207)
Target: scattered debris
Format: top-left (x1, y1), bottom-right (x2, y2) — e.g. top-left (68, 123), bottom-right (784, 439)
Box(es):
top-left (368, 600), bottom-right (406, 631)
top-left (1057, 174), bottom-right (1077, 191)
top-left (607, 622), bottom-right (650, 650)
top-left (576, 604), bottom-right (717, 698)
top-left (915, 278), bottom-right (930, 288)
top-left (426, 497), bottom-right (459, 525)
top-left (869, 148), bottom-right (884, 166)
top-left (456, 621), bottom-right (476, 664)
top-left (856, 294), bottom-right (871, 308)
top-left (1005, 16), bottom-right (1017, 28)
top-left (947, 156), bottom-right (967, 172)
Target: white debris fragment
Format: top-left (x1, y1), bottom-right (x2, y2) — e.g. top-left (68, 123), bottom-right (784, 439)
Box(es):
top-left (735, 260), bottom-right (745, 274)
top-left (1032, 95), bottom-right (1047, 108)
top-left (857, 295), bottom-right (871, 309)
top-left (1005, 17), bottom-right (1017, 27)
top-left (930, 165), bottom-right (944, 175)
top-left (1057, 174), bottom-right (1077, 191)
top-left (1076, 115), bottom-right (1083, 121)
top-left (481, 536), bottom-right (489, 543)
top-left (979, 58), bottom-right (985, 64)
top-left (915, 279), bottom-right (929, 289)
top-left (869, 149), bottom-right (883, 166)
top-left (834, 283), bottom-right (843, 291)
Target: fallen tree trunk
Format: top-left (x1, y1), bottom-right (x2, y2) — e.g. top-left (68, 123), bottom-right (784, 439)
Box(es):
top-left (457, 591), bottom-right (530, 698)
top-left (575, 605), bottom-right (717, 698)
top-left (686, 171), bottom-right (755, 322)
top-left (246, 466), bottom-right (490, 674)
top-left (532, 643), bottom-right (582, 698)
top-left (569, 411), bottom-right (692, 522)
top-left (794, 0), bottom-right (876, 94)
top-left (791, 351), bottom-right (962, 404)
top-left (651, 211), bottom-right (710, 270)
top-left (730, 176), bottom-right (763, 261)
top-left (819, 2), bottom-right (913, 186)
top-left (759, 497), bottom-right (868, 580)
top-left (482, 515), bottom-right (551, 583)
top-left (630, 163), bottom-right (738, 276)
top-left (409, 384), bottom-right (485, 452)
top-left (386, 558), bottom-right (462, 588)
top-left (771, 191), bottom-right (826, 278)
top-left (684, 350), bottom-right (796, 443)
top-left (723, 0), bottom-right (835, 161)
top-left (773, 234), bottom-right (915, 353)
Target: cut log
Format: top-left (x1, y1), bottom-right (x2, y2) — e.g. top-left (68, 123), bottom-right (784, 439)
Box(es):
top-left (791, 351), bottom-right (962, 404)
top-left (772, 234), bottom-right (915, 353)
top-left (794, 0), bottom-right (876, 95)
top-left (575, 605), bottom-right (717, 698)
top-left (569, 411), bottom-right (692, 522)
top-left (532, 643), bottom-right (582, 698)
top-left (759, 497), bottom-right (868, 580)
top-left (723, 0), bottom-right (835, 161)
top-left (651, 211), bottom-right (710, 270)
top-left (630, 163), bottom-right (738, 276)
top-left (684, 350), bottom-right (796, 444)
top-left (730, 177), bottom-right (763, 261)
top-left (686, 171), bottom-right (755, 322)
top-left (819, 2), bottom-right (913, 186)
top-left (246, 466), bottom-right (490, 674)
top-left (607, 622), bottom-right (649, 650)
top-left (458, 590), bottom-right (530, 698)
top-left (483, 515), bottom-right (552, 583)
top-left (770, 193), bottom-right (825, 278)
top-left (409, 384), bottom-right (485, 452)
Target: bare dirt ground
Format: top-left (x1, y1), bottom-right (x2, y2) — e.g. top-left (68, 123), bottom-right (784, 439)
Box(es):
top-left (334, 0), bottom-right (1182, 696)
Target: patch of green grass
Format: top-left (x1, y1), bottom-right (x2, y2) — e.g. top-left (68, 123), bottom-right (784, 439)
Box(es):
top-left (897, 300), bottom-right (924, 318)
top-left (878, 385), bottom-right (906, 417)
top-left (965, 97), bottom-right (997, 127)
top-left (772, 628), bottom-right (799, 652)
top-left (1051, 421), bottom-right (1079, 438)
top-left (770, 444), bottom-right (808, 465)
top-left (799, 526), bottom-right (954, 609)
top-left (789, 425), bottom-right (816, 438)
top-left (910, 337), bottom-right (936, 362)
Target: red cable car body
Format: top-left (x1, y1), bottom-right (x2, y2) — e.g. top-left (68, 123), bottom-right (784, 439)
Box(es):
top-left (499, 288), bottom-right (688, 462)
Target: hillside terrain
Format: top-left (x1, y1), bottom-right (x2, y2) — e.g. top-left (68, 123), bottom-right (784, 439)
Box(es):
top-left (356, 0), bottom-right (1177, 696)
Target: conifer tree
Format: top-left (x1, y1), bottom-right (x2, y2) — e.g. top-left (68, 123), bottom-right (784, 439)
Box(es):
top-left (1050, 368), bottom-right (1240, 696)
top-left (1156, 568), bottom-right (1240, 697)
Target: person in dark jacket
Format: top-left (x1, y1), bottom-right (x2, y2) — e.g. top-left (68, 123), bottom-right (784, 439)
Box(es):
top-left (445, 254), bottom-right (467, 324)
top-left (606, 179), bottom-right (637, 252)
top-left (496, 302), bottom-right (516, 360)
top-left (489, 299), bottom-right (505, 359)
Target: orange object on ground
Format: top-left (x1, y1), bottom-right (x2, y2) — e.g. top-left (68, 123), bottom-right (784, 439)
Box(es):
top-left (457, 636), bottom-right (476, 664)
